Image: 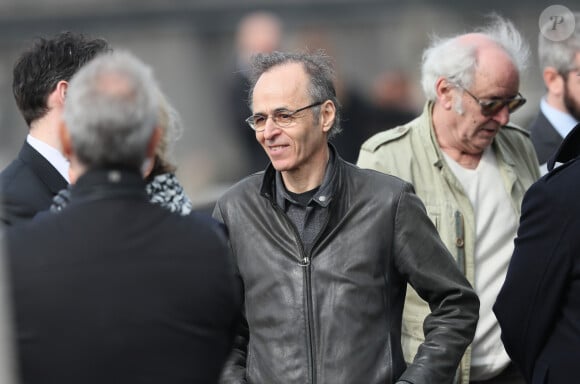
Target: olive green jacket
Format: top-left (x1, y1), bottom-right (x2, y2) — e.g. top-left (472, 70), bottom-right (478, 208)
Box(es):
top-left (357, 102), bottom-right (540, 384)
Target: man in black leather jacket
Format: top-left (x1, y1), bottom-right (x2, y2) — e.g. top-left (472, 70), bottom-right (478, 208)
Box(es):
top-left (213, 51), bottom-right (479, 384)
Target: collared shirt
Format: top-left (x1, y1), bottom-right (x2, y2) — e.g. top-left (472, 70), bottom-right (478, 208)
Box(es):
top-left (274, 148), bottom-right (335, 255)
top-left (540, 97), bottom-right (579, 139)
top-left (26, 134), bottom-right (70, 183)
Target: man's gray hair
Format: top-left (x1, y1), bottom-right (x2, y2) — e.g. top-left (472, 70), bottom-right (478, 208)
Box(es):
top-left (248, 50), bottom-right (342, 139)
top-left (63, 50), bottom-right (160, 169)
top-left (538, 13), bottom-right (580, 73)
top-left (421, 14), bottom-right (530, 101)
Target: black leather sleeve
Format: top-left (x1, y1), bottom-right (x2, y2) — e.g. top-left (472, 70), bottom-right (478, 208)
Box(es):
top-left (213, 203), bottom-right (249, 384)
top-left (394, 185), bottom-right (480, 384)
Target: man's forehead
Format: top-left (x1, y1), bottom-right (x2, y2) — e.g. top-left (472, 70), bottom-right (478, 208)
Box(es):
top-left (256, 62), bottom-right (306, 85)
top-left (253, 63), bottom-right (309, 102)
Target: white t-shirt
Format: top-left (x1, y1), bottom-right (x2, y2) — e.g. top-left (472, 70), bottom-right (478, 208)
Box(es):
top-left (443, 147), bottom-right (516, 381)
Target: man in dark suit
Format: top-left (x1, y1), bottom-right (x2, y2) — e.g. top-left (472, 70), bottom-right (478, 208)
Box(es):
top-left (6, 50), bottom-right (242, 384)
top-left (0, 32), bottom-right (110, 226)
top-left (494, 123), bottom-right (580, 383)
top-left (529, 19), bottom-right (580, 174)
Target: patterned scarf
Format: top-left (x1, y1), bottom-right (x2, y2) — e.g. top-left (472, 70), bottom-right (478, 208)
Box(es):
top-left (51, 172), bottom-right (193, 216)
top-left (146, 173), bottom-right (193, 216)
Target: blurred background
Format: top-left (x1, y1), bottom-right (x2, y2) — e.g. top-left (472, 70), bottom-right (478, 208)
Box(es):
top-left (0, 0), bottom-right (574, 207)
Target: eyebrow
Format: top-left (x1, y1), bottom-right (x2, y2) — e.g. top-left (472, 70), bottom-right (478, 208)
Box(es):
top-left (253, 106), bottom-right (293, 115)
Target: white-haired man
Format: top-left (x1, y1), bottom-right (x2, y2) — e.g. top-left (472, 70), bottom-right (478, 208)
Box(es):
top-left (358, 15), bottom-right (540, 384)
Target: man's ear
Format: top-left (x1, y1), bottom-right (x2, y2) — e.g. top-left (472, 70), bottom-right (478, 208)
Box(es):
top-left (146, 127), bottom-right (162, 158)
top-left (543, 66), bottom-right (564, 96)
top-left (435, 77), bottom-right (455, 111)
top-left (59, 120), bottom-right (73, 158)
top-left (320, 100), bottom-right (336, 134)
top-left (55, 80), bottom-right (69, 106)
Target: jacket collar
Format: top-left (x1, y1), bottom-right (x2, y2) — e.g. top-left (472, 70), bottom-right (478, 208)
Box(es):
top-left (260, 144), bottom-right (340, 209)
top-left (18, 141), bottom-right (68, 194)
top-left (70, 167), bottom-right (148, 205)
top-left (548, 122), bottom-right (580, 171)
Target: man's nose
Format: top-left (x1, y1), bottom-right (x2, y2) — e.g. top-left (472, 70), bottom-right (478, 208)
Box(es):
top-left (492, 105), bottom-right (510, 126)
top-left (262, 116), bottom-right (280, 138)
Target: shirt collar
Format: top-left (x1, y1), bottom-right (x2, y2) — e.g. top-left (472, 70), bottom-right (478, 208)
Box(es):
top-left (540, 97), bottom-right (579, 139)
top-left (26, 134), bottom-right (70, 183)
top-left (275, 146), bottom-right (336, 210)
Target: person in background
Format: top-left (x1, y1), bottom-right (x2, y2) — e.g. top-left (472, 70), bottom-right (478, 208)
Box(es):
top-left (494, 122), bottom-right (580, 383)
top-left (6, 50), bottom-right (241, 384)
top-left (358, 15), bottom-right (540, 384)
top-left (214, 50), bottom-right (479, 384)
top-left (528, 13), bottom-right (580, 174)
top-left (226, 11), bottom-right (284, 178)
top-left (143, 93), bottom-right (192, 214)
top-left (0, 31), bottom-right (110, 226)
top-left (365, 69), bottom-right (419, 141)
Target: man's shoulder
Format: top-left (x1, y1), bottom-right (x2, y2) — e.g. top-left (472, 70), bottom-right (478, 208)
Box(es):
top-left (346, 160), bottom-right (412, 192)
top-left (360, 125), bottom-right (412, 153)
top-left (0, 156), bottom-right (26, 186)
top-left (527, 111), bottom-right (550, 133)
top-left (218, 172), bottom-right (264, 202)
top-left (0, 156), bottom-right (51, 202)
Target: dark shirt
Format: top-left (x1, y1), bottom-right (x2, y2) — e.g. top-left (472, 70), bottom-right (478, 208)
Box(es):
top-left (274, 149), bottom-right (335, 255)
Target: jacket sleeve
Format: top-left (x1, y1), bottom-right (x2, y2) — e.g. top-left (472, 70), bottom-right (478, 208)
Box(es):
top-left (393, 186), bottom-right (480, 384)
top-left (493, 178), bottom-right (571, 382)
top-left (213, 203), bottom-right (249, 384)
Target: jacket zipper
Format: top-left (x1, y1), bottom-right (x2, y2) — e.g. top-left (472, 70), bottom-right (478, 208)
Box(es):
top-left (301, 211), bottom-right (331, 384)
top-left (271, 202), bottom-right (317, 384)
top-left (301, 255), bottom-right (316, 384)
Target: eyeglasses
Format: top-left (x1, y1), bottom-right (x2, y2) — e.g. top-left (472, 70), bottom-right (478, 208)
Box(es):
top-left (245, 101), bottom-right (324, 132)
top-left (459, 86), bottom-right (526, 117)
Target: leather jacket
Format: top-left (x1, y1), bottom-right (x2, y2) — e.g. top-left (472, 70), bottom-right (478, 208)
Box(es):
top-left (214, 149), bottom-right (479, 384)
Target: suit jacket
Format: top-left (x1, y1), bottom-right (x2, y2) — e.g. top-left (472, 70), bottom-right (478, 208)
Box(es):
top-left (529, 111), bottom-right (563, 166)
top-left (6, 168), bottom-right (242, 384)
top-left (0, 141), bottom-right (67, 226)
top-left (494, 123), bottom-right (580, 383)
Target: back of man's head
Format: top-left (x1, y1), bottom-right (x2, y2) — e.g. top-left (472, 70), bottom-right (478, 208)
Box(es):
top-left (538, 13), bottom-right (580, 73)
top-left (63, 51), bottom-right (160, 170)
top-left (12, 31), bottom-right (110, 126)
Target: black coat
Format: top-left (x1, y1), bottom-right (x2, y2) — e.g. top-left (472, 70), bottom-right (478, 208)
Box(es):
top-left (0, 141), bottom-right (67, 226)
top-left (6, 168), bottom-right (242, 384)
top-left (494, 123), bottom-right (580, 383)
top-left (529, 111), bottom-right (564, 166)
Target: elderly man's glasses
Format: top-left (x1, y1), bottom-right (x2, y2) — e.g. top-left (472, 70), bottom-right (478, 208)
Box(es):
top-left (245, 101), bottom-right (324, 132)
top-left (460, 86), bottom-right (526, 117)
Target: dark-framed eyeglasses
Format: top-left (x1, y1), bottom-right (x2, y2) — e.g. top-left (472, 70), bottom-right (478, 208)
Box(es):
top-left (459, 86), bottom-right (526, 117)
top-left (245, 101), bottom-right (324, 132)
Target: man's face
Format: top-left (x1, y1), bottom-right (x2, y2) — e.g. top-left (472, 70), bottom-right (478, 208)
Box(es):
top-left (448, 49), bottom-right (521, 155)
top-left (563, 52), bottom-right (580, 121)
top-left (251, 62), bottom-right (329, 175)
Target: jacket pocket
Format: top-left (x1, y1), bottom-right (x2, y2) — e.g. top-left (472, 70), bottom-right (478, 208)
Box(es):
top-left (424, 205), bottom-right (439, 230)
